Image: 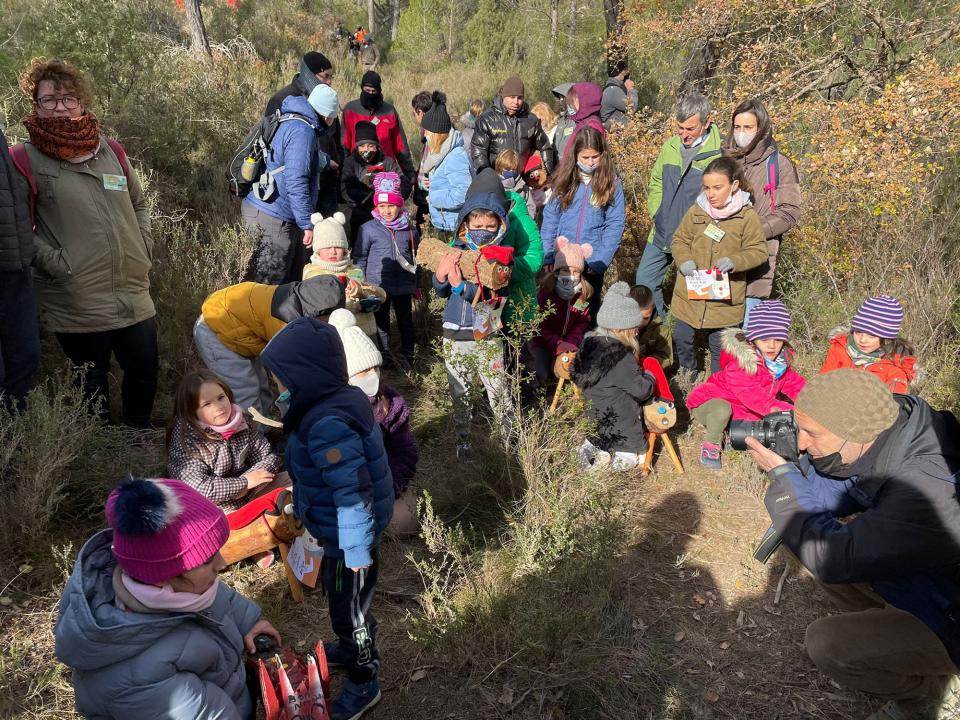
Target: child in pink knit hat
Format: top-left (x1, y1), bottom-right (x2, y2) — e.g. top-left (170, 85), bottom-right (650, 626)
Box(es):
top-left (527, 236), bottom-right (595, 386)
top-left (55, 477), bottom-right (280, 719)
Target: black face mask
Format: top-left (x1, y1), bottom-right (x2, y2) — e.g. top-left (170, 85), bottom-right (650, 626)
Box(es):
top-left (358, 149), bottom-right (377, 162)
top-left (360, 91), bottom-right (382, 110)
top-left (809, 441), bottom-right (860, 479)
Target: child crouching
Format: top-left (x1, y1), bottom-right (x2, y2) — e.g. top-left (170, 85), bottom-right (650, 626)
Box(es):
top-left (571, 282), bottom-right (657, 470)
top-left (687, 300), bottom-right (806, 469)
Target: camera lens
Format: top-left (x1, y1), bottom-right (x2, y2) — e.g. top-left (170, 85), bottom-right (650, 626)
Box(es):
top-left (728, 420), bottom-right (759, 451)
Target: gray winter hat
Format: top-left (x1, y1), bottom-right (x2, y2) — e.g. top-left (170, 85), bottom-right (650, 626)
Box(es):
top-left (597, 282), bottom-right (644, 330)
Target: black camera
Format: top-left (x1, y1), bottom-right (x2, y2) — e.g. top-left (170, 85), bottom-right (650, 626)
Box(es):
top-left (729, 410), bottom-right (799, 463)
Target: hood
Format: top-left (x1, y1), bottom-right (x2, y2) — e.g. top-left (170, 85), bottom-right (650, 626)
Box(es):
top-left (570, 334), bottom-right (633, 390)
top-left (828, 326), bottom-right (850, 342)
top-left (571, 82), bottom-right (603, 123)
top-left (455, 168), bottom-right (509, 233)
top-left (55, 531), bottom-right (215, 671)
top-left (271, 276), bottom-right (345, 323)
top-left (553, 82), bottom-right (574, 99)
top-left (260, 317), bottom-right (364, 432)
top-left (720, 327), bottom-right (760, 375)
top-left (604, 77), bottom-right (626, 91)
top-left (374, 384), bottom-right (410, 429)
top-left (280, 93), bottom-right (320, 124)
top-left (293, 57), bottom-right (320, 98)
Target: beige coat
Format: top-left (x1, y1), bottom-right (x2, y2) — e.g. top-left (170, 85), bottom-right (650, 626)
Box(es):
top-left (670, 200), bottom-right (767, 329)
top-left (25, 138), bottom-right (154, 333)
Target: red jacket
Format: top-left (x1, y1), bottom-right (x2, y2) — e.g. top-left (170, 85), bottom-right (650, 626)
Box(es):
top-left (819, 331), bottom-right (916, 395)
top-left (687, 328), bottom-right (806, 420)
top-left (341, 98), bottom-right (415, 180)
top-left (532, 288), bottom-right (592, 355)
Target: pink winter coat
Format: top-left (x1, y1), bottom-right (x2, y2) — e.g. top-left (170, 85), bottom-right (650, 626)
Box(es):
top-left (687, 328), bottom-right (806, 420)
top-left (532, 288), bottom-right (592, 355)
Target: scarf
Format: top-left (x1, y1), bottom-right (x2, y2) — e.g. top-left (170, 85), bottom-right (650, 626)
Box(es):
top-left (697, 189), bottom-right (749, 221)
top-left (762, 351), bottom-right (789, 379)
top-left (309, 255), bottom-right (352, 272)
top-left (373, 207), bottom-right (410, 231)
top-left (846, 336), bottom-right (884, 367)
top-left (203, 403), bottom-right (246, 440)
top-left (419, 130), bottom-right (458, 177)
top-left (121, 572), bottom-right (220, 612)
top-left (23, 111), bottom-right (101, 161)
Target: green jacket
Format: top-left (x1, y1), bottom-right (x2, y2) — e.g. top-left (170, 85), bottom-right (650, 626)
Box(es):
top-left (24, 138), bottom-right (154, 333)
top-left (647, 124), bottom-right (723, 251)
top-left (503, 189), bottom-right (543, 326)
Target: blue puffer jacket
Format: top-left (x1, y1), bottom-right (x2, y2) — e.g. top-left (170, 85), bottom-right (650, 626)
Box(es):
top-left (764, 395), bottom-right (960, 664)
top-left (427, 131), bottom-right (472, 231)
top-left (261, 318), bottom-right (393, 568)
top-left (243, 95), bottom-right (326, 231)
top-left (540, 177), bottom-right (626, 275)
top-left (432, 175), bottom-right (510, 341)
top-left (55, 531), bottom-right (261, 720)
top-left (353, 218), bottom-right (419, 296)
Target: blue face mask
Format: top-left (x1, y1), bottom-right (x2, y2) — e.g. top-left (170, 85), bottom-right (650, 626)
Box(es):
top-left (762, 353), bottom-right (789, 379)
top-left (501, 170), bottom-right (518, 180)
top-left (577, 161), bottom-right (598, 174)
top-left (276, 389), bottom-right (291, 415)
top-left (465, 227), bottom-right (500, 250)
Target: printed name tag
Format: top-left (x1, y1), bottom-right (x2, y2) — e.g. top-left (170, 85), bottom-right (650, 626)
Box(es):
top-left (573, 299), bottom-right (590, 312)
top-left (102, 174), bottom-right (128, 192)
top-left (703, 223), bottom-right (725, 242)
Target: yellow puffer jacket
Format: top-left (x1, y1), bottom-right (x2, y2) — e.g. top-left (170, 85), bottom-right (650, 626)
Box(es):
top-left (201, 282), bottom-right (284, 357)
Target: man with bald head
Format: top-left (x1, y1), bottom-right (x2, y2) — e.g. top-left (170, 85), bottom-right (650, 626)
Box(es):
top-left (747, 369), bottom-right (960, 720)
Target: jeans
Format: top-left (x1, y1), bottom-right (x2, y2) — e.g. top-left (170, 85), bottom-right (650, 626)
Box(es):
top-left (635, 242), bottom-right (673, 319)
top-left (672, 319), bottom-right (725, 375)
top-left (743, 296), bottom-right (763, 328)
top-left (324, 548), bottom-right (380, 683)
top-left (373, 293), bottom-right (414, 358)
top-left (242, 203), bottom-right (307, 285)
top-left (442, 337), bottom-right (512, 442)
top-left (56, 316), bottom-right (159, 428)
top-left (0, 269), bottom-right (40, 410)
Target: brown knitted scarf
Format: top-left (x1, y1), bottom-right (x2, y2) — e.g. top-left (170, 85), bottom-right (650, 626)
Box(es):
top-left (22, 111), bottom-right (101, 161)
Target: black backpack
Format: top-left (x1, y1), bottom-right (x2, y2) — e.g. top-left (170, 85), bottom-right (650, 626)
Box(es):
top-left (227, 109), bottom-right (317, 198)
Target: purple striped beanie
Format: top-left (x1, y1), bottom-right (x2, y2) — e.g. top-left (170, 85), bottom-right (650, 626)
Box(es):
top-left (851, 295), bottom-right (903, 338)
top-left (745, 299), bottom-right (791, 341)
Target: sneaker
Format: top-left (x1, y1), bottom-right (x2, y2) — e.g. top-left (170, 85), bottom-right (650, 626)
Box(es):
top-left (332, 679), bottom-right (381, 720)
top-left (699, 442), bottom-right (722, 470)
top-left (322, 641), bottom-right (352, 670)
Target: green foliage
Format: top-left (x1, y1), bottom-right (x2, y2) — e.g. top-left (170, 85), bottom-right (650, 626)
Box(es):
top-left (391, 0), bottom-right (452, 62)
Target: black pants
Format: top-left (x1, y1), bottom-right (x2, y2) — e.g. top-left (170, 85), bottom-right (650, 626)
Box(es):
top-left (56, 317), bottom-right (159, 428)
top-left (374, 293), bottom-right (414, 358)
top-left (672, 319), bottom-right (725, 375)
top-left (584, 268), bottom-right (605, 326)
top-left (242, 204), bottom-right (307, 284)
top-left (0, 269), bottom-right (40, 410)
top-left (324, 548), bottom-right (380, 683)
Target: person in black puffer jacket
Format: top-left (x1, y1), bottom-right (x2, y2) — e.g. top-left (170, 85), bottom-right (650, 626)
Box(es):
top-left (0, 126), bottom-right (40, 409)
top-left (571, 282), bottom-right (656, 469)
top-left (470, 76), bottom-right (557, 173)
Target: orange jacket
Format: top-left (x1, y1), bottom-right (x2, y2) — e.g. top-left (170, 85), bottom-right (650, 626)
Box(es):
top-left (818, 333), bottom-right (916, 394)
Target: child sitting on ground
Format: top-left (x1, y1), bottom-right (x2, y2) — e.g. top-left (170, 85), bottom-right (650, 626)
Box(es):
top-left (687, 299), bottom-right (806, 469)
top-left (261, 317), bottom-right (393, 719)
top-left (819, 295), bottom-right (916, 394)
top-left (528, 237), bottom-right (593, 387)
top-left (303, 211), bottom-right (385, 338)
top-left (353, 171), bottom-right (420, 367)
top-left (571, 282), bottom-right (657, 470)
top-left (329, 309), bottom-right (419, 535)
top-left (628, 284), bottom-right (672, 369)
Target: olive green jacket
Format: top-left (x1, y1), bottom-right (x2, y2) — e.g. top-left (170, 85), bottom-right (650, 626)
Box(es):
top-left (23, 138), bottom-right (154, 333)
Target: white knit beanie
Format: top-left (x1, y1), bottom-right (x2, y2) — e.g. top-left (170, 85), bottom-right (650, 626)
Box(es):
top-left (328, 309), bottom-right (382, 376)
top-left (310, 211), bottom-right (349, 250)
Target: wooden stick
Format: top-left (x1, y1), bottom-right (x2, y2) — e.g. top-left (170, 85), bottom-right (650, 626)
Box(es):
top-left (662, 433), bottom-right (685, 474)
top-left (642, 432), bottom-right (657, 474)
top-left (278, 542), bottom-right (304, 603)
top-left (549, 377), bottom-right (565, 413)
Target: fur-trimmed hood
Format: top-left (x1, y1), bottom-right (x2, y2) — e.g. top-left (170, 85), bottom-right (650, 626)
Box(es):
top-left (828, 326), bottom-right (849, 341)
top-left (720, 327), bottom-right (760, 375)
top-left (571, 334), bottom-right (633, 390)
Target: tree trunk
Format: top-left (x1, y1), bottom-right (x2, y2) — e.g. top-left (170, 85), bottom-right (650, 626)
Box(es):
top-left (567, 0), bottom-right (577, 51)
top-left (548, 0), bottom-right (559, 59)
top-left (390, 0), bottom-right (400, 41)
top-left (368, 0), bottom-right (376, 34)
top-left (448, 0), bottom-right (455, 55)
top-left (184, 0), bottom-right (211, 57)
top-left (602, 0), bottom-right (627, 75)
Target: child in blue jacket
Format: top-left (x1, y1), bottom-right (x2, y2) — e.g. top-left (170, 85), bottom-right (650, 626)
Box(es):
top-left (540, 126), bottom-right (626, 321)
top-left (261, 317), bottom-right (393, 720)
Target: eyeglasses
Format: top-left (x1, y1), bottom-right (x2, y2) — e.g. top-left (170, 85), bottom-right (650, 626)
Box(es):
top-left (36, 95), bottom-right (80, 111)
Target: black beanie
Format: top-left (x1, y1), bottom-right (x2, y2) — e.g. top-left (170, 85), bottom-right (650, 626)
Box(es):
top-left (361, 71), bottom-right (382, 92)
top-left (421, 103), bottom-right (452, 134)
top-left (354, 121), bottom-right (379, 146)
top-left (467, 168), bottom-right (507, 204)
top-left (303, 51), bottom-right (332, 74)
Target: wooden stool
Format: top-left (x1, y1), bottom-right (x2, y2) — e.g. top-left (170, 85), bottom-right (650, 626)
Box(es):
top-left (549, 377), bottom-right (581, 413)
top-left (641, 432), bottom-right (685, 475)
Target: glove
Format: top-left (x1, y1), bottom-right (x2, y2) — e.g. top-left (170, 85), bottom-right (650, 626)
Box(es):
top-left (359, 296), bottom-right (382, 313)
top-left (678, 260), bottom-right (697, 277)
top-left (715, 257), bottom-right (735, 273)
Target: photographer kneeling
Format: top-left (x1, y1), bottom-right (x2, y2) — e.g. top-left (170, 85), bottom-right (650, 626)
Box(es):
top-left (746, 369), bottom-right (960, 720)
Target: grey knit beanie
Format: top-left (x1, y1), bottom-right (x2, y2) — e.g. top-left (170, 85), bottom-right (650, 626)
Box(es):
top-left (597, 282), bottom-right (644, 330)
top-left (795, 369), bottom-right (900, 443)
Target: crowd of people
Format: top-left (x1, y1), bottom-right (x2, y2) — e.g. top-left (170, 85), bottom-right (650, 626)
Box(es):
top-left (0, 51), bottom-right (957, 720)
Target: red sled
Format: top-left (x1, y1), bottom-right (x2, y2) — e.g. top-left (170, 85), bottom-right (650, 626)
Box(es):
top-left (252, 637), bottom-right (331, 720)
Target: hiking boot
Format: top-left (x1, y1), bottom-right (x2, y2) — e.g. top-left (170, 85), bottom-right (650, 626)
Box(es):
top-left (322, 641), bottom-right (352, 670)
top-left (864, 698), bottom-right (932, 720)
top-left (699, 442), bottom-right (722, 470)
top-left (332, 679), bottom-right (381, 720)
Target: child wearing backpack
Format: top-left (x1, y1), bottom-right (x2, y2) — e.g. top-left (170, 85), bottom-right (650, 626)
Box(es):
top-left (329, 309), bottom-right (419, 535)
top-left (819, 295), bottom-right (916, 394)
top-left (570, 282), bottom-right (657, 470)
top-left (687, 300), bottom-right (806, 469)
top-left (261, 317), bottom-right (393, 720)
top-left (353, 172), bottom-right (419, 367)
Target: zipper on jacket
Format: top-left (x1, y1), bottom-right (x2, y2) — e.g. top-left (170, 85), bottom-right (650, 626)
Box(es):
top-left (575, 185), bottom-right (589, 243)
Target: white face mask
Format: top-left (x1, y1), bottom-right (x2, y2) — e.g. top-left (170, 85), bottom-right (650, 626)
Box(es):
top-left (734, 131), bottom-right (756, 149)
top-left (349, 371), bottom-right (380, 398)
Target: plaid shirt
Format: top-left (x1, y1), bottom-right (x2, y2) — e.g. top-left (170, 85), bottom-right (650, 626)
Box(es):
top-left (167, 419), bottom-right (282, 512)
